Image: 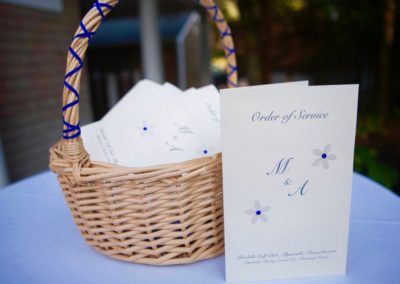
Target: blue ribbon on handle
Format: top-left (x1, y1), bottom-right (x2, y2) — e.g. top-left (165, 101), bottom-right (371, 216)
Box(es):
top-left (201, 1), bottom-right (238, 87)
top-left (62, 1), bottom-right (115, 139)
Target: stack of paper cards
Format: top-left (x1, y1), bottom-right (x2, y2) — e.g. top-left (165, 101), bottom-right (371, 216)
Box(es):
top-left (81, 80), bottom-right (223, 167)
top-left (81, 80), bottom-right (310, 167)
top-left (220, 83), bottom-right (358, 282)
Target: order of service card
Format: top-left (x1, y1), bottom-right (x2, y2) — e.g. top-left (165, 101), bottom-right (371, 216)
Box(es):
top-left (220, 84), bottom-right (359, 282)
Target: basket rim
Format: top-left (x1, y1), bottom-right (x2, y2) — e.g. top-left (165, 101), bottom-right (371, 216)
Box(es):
top-left (50, 138), bottom-right (222, 171)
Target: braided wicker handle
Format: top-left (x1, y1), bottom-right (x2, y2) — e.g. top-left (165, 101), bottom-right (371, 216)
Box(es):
top-left (62, 0), bottom-right (237, 142)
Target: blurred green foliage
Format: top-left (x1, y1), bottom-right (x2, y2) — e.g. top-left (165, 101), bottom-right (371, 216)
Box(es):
top-left (355, 114), bottom-right (399, 189)
top-left (354, 146), bottom-right (399, 189)
top-left (356, 115), bottom-right (383, 139)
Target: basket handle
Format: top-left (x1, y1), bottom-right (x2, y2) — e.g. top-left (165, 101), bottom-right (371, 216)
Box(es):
top-left (62, 0), bottom-right (237, 142)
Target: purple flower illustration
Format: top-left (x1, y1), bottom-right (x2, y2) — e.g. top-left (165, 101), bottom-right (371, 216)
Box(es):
top-left (313, 144), bottom-right (337, 169)
top-left (137, 121), bottom-right (154, 136)
top-left (196, 143), bottom-right (215, 157)
top-left (245, 201), bottom-right (270, 224)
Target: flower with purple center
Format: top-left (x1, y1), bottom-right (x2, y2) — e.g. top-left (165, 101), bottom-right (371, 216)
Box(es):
top-left (196, 144), bottom-right (214, 157)
top-left (245, 201), bottom-right (270, 224)
top-left (313, 144), bottom-right (337, 169)
top-left (136, 121), bottom-right (154, 136)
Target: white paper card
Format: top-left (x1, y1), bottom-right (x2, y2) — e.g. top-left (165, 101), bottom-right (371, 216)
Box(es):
top-left (220, 84), bottom-right (359, 282)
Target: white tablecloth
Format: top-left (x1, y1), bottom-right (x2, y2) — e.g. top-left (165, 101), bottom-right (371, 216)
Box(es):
top-left (0, 172), bottom-right (399, 284)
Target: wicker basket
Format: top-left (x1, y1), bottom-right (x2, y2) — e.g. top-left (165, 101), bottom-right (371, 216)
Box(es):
top-left (49, 0), bottom-right (237, 265)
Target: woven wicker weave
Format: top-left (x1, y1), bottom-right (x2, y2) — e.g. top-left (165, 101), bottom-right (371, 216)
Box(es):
top-left (49, 0), bottom-right (237, 265)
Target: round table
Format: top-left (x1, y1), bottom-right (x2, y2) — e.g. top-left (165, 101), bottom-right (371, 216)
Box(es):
top-left (0, 172), bottom-right (399, 284)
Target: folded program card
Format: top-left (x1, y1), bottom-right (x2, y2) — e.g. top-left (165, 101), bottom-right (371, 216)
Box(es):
top-left (220, 84), bottom-right (359, 282)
